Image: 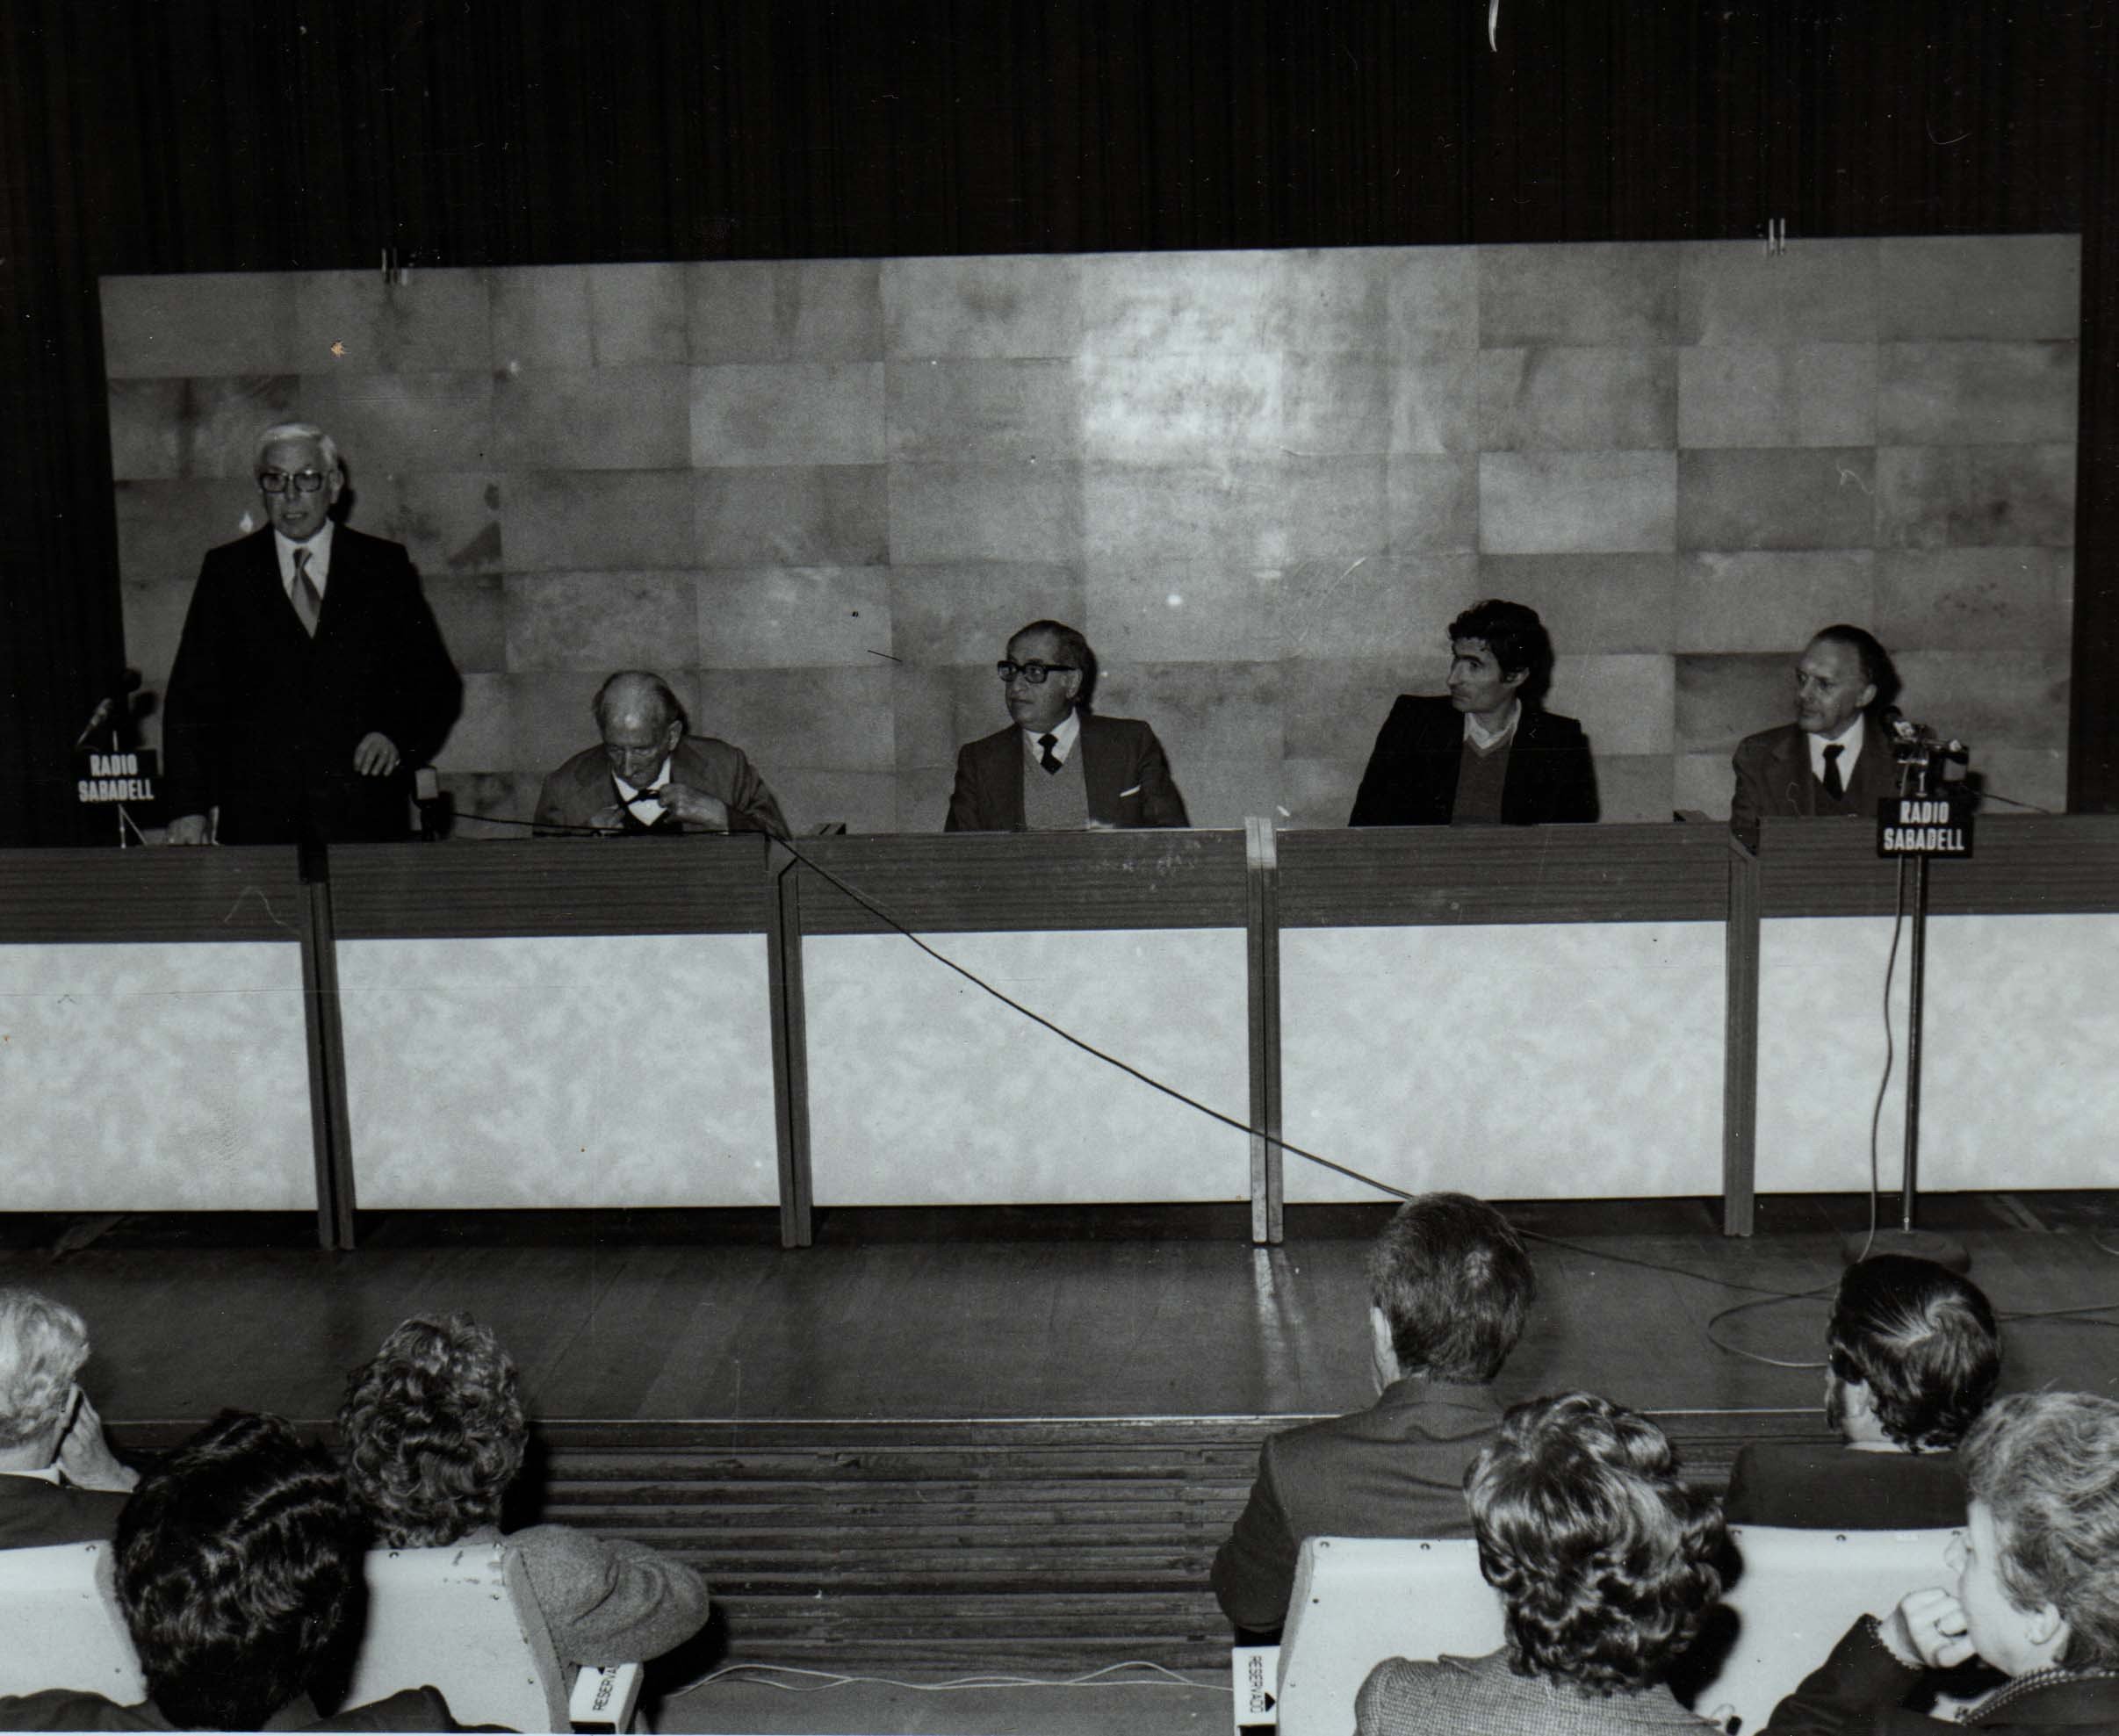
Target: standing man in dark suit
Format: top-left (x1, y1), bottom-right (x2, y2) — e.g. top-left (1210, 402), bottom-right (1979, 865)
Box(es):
top-left (1348, 600), bottom-right (1598, 826)
top-left (162, 422), bottom-right (461, 846)
top-left (946, 619), bottom-right (1188, 832)
top-left (1729, 623), bottom-right (1905, 839)
top-left (0, 1290), bottom-right (136, 1548)
top-left (1211, 1192), bottom-right (1537, 1639)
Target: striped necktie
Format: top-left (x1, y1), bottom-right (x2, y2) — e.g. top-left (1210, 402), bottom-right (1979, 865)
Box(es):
top-left (292, 547), bottom-right (322, 636)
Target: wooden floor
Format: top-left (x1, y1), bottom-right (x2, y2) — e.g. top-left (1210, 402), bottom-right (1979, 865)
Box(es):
top-left (8, 1193), bottom-right (2115, 1674)
top-left (12, 1193), bottom-right (2114, 1430)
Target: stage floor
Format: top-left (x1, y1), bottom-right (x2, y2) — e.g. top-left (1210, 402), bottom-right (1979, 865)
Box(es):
top-left (7, 1193), bottom-right (2115, 1434)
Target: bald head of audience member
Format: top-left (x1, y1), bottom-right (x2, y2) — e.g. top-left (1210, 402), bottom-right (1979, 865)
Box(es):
top-left (1827, 1255), bottom-right (2000, 1454)
top-left (1365, 1192), bottom-right (1537, 1389)
top-left (0, 1288), bottom-right (135, 1494)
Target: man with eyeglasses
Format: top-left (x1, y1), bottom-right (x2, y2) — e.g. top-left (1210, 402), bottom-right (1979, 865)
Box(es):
top-left (945, 620), bottom-right (1188, 832)
top-left (161, 422), bottom-right (460, 846)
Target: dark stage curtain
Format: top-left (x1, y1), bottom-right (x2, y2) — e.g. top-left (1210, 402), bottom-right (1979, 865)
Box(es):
top-left (1, 0), bottom-right (2111, 841)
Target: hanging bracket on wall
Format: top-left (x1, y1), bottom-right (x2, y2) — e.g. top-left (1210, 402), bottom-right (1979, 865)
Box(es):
top-left (1762, 218), bottom-right (1787, 257)
top-left (379, 248), bottom-right (411, 287)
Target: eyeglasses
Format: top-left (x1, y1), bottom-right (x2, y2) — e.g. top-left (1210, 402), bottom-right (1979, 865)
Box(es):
top-left (996, 661), bottom-right (1078, 685)
top-left (256, 470), bottom-right (332, 494)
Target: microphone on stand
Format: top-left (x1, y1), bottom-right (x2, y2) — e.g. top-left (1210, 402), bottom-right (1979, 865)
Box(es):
top-left (72, 671), bottom-right (142, 753)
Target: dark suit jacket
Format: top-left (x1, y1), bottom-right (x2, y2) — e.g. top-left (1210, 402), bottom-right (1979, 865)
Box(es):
top-left (162, 525), bottom-right (462, 845)
top-left (1348, 696), bottom-right (1598, 826)
top-left (0, 1473), bottom-right (126, 1548)
top-left (945, 713), bottom-right (1188, 832)
top-left (1211, 1376), bottom-right (1502, 1634)
top-left (534, 735), bottom-right (789, 839)
top-left (0, 1686), bottom-right (479, 1732)
top-left (1729, 717), bottom-right (1902, 837)
top-left (1723, 1442), bottom-right (1966, 1532)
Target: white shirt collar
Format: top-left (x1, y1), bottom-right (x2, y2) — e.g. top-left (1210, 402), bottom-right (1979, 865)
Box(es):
top-left (613, 755), bottom-right (674, 822)
top-left (1021, 708), bottom-right (1082, 762)
top-left (1463, 699), bottom-right (1521, 751)
top-left (1807, 713), bottom-right (1867, 782)
top-left (273, 521), bottom-right (335, 594)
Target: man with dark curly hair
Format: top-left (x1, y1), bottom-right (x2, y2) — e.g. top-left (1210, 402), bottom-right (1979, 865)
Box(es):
top-left (0, 1410), bottom-right (471, 1731)
top-left (1348, 600), bottom-right (1599, 827)
top-left (1213, 1193), bottom-right (1536, 1638)
top-left (1726, 1255), bottom-right (1999, 1531)
top-left (1357, 1392), bottom-right (1727, 1735)
top-left (1765, 1392), bottom-right (2119, 1732)
top-left (338, 1314), bottom-right (709, 1672)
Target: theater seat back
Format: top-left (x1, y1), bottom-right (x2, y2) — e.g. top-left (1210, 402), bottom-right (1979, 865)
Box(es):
top-left (1272, 1525), bottom-right (1961, 1736)
top-left (0, 1540), bottom-right (144, 1700)
top-left (1276, 1537), bottom-right (1500, 1736)
top-left (342, 1541), bottom-right (571, 1733)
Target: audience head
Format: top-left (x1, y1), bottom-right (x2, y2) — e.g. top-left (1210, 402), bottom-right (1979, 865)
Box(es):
top-left (1956, 1392), bottom-right (2119, 1674)
top-left (1366, 1192), bottom-right (1535, 1384)
top-left (1447, 599), bottom-right (1554, 710)
top-left (1000, 619), bottom-right (1094, 732)
top-left (338, 1311), bottom-right (527, 1548)
top-left (1826, 1255), bottom-right (2000, 1452)
top-left (0, 1288), bottom-right (90, 1460)
top-left (1796, 624), bottom-right (1898, 736)
top-left (115, 1410), bottom-right (364, 1731)
top-left (252, 421), bottom-right (343, 544)
top-left (1468, 1392), bottom-right (1726, 1696)
top-left (593, 671), bottom-right (688, 789)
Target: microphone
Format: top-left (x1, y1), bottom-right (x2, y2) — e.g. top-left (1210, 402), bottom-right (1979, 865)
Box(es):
top-left (72, 672), bottom-right (141, 752)
top-left (1879, 705), bottom-right (1921, 744)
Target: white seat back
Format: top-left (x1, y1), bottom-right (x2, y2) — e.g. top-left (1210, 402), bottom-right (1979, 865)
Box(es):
top-left (342, 1541), bottom-right (571, 1733)
top-left (0, 1540), bottom-right (145, 1700)
top-left (1272, 1525), bottom-right (1961, 1736)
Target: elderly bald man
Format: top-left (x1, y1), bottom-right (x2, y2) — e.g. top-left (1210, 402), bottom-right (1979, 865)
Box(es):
top-left (535, 670), bottom-right (789, 837)
top-left (0, 1288), bottom-right (138, 1548)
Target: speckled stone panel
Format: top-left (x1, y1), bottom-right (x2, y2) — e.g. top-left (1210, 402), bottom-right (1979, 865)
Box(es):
top-left (1078, 250), bottom-right (1293, 355)
top-left (1872, 549), bottom-right (2072, 652)
top-left (1385, 248), bottom-right (1479, 355)
top-left (804, 930), bottom-right (1250, 1203)
top-left (587, 263), bottom-right (689, 364)
top-left (696, 566), bottom-right (895, 668)
top-left (1389, 355), bottom-right (1480, 454)
top-left (503, 572), bottom-right (699, 673)
top-left (1596, 753), bottom-right (1679, 823)
top-left (352, 473), bottom-right (503, 580)
top-left (340, 935), bottom-right (776, 1208)
top-left (505, 471), bottom-right (700, 571)
top-left (1280, 554), bottom-right (1479, 662)
top-left (1677, 449), bottom-right (1877, 551)
top-left (1086, 561), bottom-right (1286, 665)
top-left (422, 574), bottom-right (506, 673)
top-left (102, 273), bottom-right (300, 378)
top-left (1875, 446), bottom-right (2076, 548)
top-left (885, 256), bottom-right (1085, 359)
top-left (296, 270), bottom-right (493, 374)
top-left (1678, 240), bottom-right (1878, 346)
top-left (107, 380), bottom-right (187, 479)
top-left (1284, 658), bottom-right (1419, 761)
top-left (1481, 452), bottom-right (1677, 553)
top-left (1878, 236), bottom-right (2082, 341)
top-left (0, 941), bottom-right (315, 1210)
top-left (114, 479), bottom-right (259, 584)
top-left (1479, 348), bottom-right (1676, 450)
top-left (432, 672), bottom-right (513, 774)
top-left (1878, 342), bottom-right (2079, 446)
top-left (1282, 923), bottom-right (1725, 1201)
top-left (887, 359), bottom-right (1079, 462)
top-left (495, 365), bottom-right (692, 471)
top-left (1076, 353), bottom-right (1284, 461)
top-left (697, 465), bottom-right (890, 567)
top-left (1546, 653), bottom-right (1676, 756)
top-left (1673, 551), bottom-right (1875, 653)
top-left (1387, 456), bottom-right (1480, 553)
top-left (890, 565), bottom-right (1087, 666)
top-left (693, 666), bottom-right (896, 774)
top-left (1890, 650), bottom-right (2069, 750)
top-left (692, 362), bottom-right (887, 468)
top-left (1084, 457), bottom-right (1385, 567)
top-left (490, 267), bottom-right (594, 370)
top-left (689, 259), bottom-right (884, 364)
top-left (1674, 653), bottom-right (1794, 755)
top-left (300, 371), bottom-right (494, 474)
top-left (1475, 553), bottom-right (1679, 654)
top-left (768, 769), bottom-right (899, 837)
top-left (1481, 242), bottom-right (1679, 348)
top-left (891, 459), bottom-right (1083, 565)
top-left (1678, 346), bottom-right (1878, 449)
top-left (1094, 659), bottom-right (1282, 771)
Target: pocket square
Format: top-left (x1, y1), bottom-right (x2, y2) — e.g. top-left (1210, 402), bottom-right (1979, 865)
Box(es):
top-left (1120, 784), bottom-right (1142, 798)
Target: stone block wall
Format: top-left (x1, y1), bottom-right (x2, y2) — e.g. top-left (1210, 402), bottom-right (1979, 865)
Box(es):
top-left (105, 237), bottom-right (2077, 835)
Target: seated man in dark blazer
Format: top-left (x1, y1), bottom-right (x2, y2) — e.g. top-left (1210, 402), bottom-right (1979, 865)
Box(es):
top-left (946, 620), bottom-right (1188, 831)
top-left (1726, 1255), bottom-right (1999, 1531)
top-left (1211, 1192), bottom-right (1537, 1639)
top-left (536, 670), bottom-right (789, 838)
top-left (162, 421), bottom-right (462, 847)
top-left (0, 1289), bottom-right (136, 1548)
top-left (1348, 599), bottom-right (1597, 826)
top-left (0, 1411), bottom-right (478, 1732)
top-left (1729, 623), bottom-right (1905, 840)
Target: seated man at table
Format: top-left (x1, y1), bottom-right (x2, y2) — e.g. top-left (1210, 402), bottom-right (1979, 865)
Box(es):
top-left (1726, 1254), bottom-right (1999, 1531)
top-left (0, 1289), bottom-right (138, 1547)
top-left (946, 620), bottom-right (1188, 831)
top-left (1211, 1192), bottom-right (1537, 1639)
top-left (0, 1410), bottom-right (473, 1731)
top-left (1730, 623), bottom-right (1904, 838)
top-left (536, 669), bottom-right (789, 837)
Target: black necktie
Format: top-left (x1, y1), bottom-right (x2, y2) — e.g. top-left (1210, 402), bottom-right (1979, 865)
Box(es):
top-left (1038, 733), bottom-right (1062, 774)
top-left (1822, 743), bottom-right (1845, 800)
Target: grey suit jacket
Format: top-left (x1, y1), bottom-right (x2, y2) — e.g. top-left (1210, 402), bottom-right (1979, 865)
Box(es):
top-left (1359, 1651), bottom-right (1715, 1736)
top-left (1730, 717), bottom-right (1903, 838)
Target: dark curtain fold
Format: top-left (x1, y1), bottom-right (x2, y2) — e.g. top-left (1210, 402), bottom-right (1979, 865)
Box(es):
top-left (1, 0), bottom-right (2110, 841)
